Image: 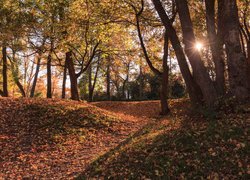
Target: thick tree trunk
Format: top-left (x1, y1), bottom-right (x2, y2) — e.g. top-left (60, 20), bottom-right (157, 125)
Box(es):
top-left (160, 33), bottom-right (170, 115)
top-left (30, 56), bottom-right (41, 97)
top-left (62, 57), bottom-right (68, 99)
top-left (152, 0), bottom-right (203, 106)
top-left (2, 46), bottom-right (8, 97)
top-left (175, 0), bottom-right (218, 106)
top-left (222, 0), bottom-right (249, 100)
top-left (47, 54), bottom-right (52, 98)
top-left (66, 51), bottom-right (79, 101)
top-left (205, 0), bottom-right (225, 96)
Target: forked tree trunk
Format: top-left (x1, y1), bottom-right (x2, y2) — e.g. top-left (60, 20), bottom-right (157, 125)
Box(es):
top-left (30, 56), bottom-right (41, 97)
top-left (175, 0), bottom-right (218, 106)
top-left (2, 46), bottom-right (8, 97)
top-left (222, 0), bottom-right (249, 100)
top-left (152, 0), bottom-right (203, 106)
top-left (66, 51), bottom-right (79, 101)
top-left (205, 0), bottom-right (225, 95)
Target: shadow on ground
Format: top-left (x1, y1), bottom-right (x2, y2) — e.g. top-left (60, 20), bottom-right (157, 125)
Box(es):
top-left (77, 101), bottom-right (249, 179)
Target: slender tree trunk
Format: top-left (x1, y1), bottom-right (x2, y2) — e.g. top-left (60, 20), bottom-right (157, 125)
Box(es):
top-left (10, 53), bottom-right (26, 97)
top-left (247, 41), bottom-right (250, 89)
top-left (205, 0), bottom-right (225, 95)
top-left (152, 0), bottom-right (203, 106)
top-left (62, 57), bottom-right (68, 99)
top-left (160, 33), bottom-right (170, 115)
top-left (90, 58), bottom-right (100, 102)
top-left (222, 0), bottom-right (249, 100)
top-left (139, 65), bottom-right (144, 100)
top-left (88, 64), bottom-right (93, 102)
top-left (66, 51), bottom-right (79, 101)
top-left (15, 80), bottom-right (26, 97)
top-left (106, 58), bottom-right (111, 100)
top-left (122, 81), bottom-right (126, 99)
top-left (175, 0), bottom-right (218, 106)
top-left (47, 54), bottom-right (52, 98)
top-left (30, 56), bottom-right (41, 97)
top-left (2, 46), bottom-right (8, 97)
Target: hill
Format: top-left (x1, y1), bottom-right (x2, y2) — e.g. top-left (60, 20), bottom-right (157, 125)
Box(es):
top-left (0, 98), bottom-right (148, 179)
top-left (0, 98), bottom-right (249, 179)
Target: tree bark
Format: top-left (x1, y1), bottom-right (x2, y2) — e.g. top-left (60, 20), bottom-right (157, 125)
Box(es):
top-left (175, 0), bottom-right (218, 106)
top-left (106, 58), bottom-right (111, 100)
top-left (62, 57), bottom-right (68, 99)
top-left (2, 46), bottom-right (8, 97)
top-left (222, 0), bottom-right (249, 100)
top-left (152, 0), bottom-right (203, 106)
top-left (89, 57), bottom-right (100, 102)
top-left (160, 33), bottom-right (170, 115)
top-left (88, 63), bottom-right (92, 102)
top-left (66, 51), bottom-right (79, 101)
top-left (205, 0), bottom-right (225, 95)
top-left (10, 53), bottom-right (26, 97)
top-left (30, 56), bottom-right (41, 97)
top-left (47, 54), bottom-right (52, 98)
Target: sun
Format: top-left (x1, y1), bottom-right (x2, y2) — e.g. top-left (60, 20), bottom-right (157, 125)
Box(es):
top-left (195, 42), bottom-right (203, 51)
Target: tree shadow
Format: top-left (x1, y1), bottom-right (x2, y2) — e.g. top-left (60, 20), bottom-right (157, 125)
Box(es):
top-left (76, 101), bottom-right (249, 179)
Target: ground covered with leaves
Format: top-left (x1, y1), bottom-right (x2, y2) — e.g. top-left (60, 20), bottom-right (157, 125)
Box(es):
top-left (0, 98), bottom-right (249, 179)
top-left (0, 98), bottom-right (148, 179)
top-left (82, 100), bottom-right (250, 179)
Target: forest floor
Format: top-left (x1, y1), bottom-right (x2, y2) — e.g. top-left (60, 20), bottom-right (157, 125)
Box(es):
top-left (0, 98), bottom-right (249, 179)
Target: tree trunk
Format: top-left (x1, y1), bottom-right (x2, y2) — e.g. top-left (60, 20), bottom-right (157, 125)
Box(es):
top-left (88, 63), bottom-right (93, 102)
top-left (152, 0), bottom-right (203, 106)
top-left (2, 46), bottom-right (8, 97)
top-left (160, 33), bottom-right (170, 115)
top-left (106, 58), bottom-right (111, 100)
top-left (205, 0), bottom-right (225, 96)
top-left (15, 80), bottom-right (26, 97)
top-left (62, 57), bottom-right (68, 99)
top-left (139, 65), bottom-right (144, 100)
top-left (247, 41), bottom-right (250, 90)
top-left (90, 58), bottom-right (100, 102)
top-left (222, 0), bottom-right (249, 100)
top-left (30, 56), bottom-right (41, 97)
top-left (66, 51), bottom-right (79, 101)
top-left (10, 54), bottom-right (26, 97)
top-left (175, 0), bottom-right (218, 106)
top-left (47, 54), bottom-right (52, 98)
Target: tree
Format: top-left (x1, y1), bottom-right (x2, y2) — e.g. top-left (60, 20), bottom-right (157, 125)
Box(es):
top-left (151, 0), bottom-right (203, 106)
top-left (221, 0), bottom-right (249, 100)
top-left (205, 0), bottom-right (225, 95)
